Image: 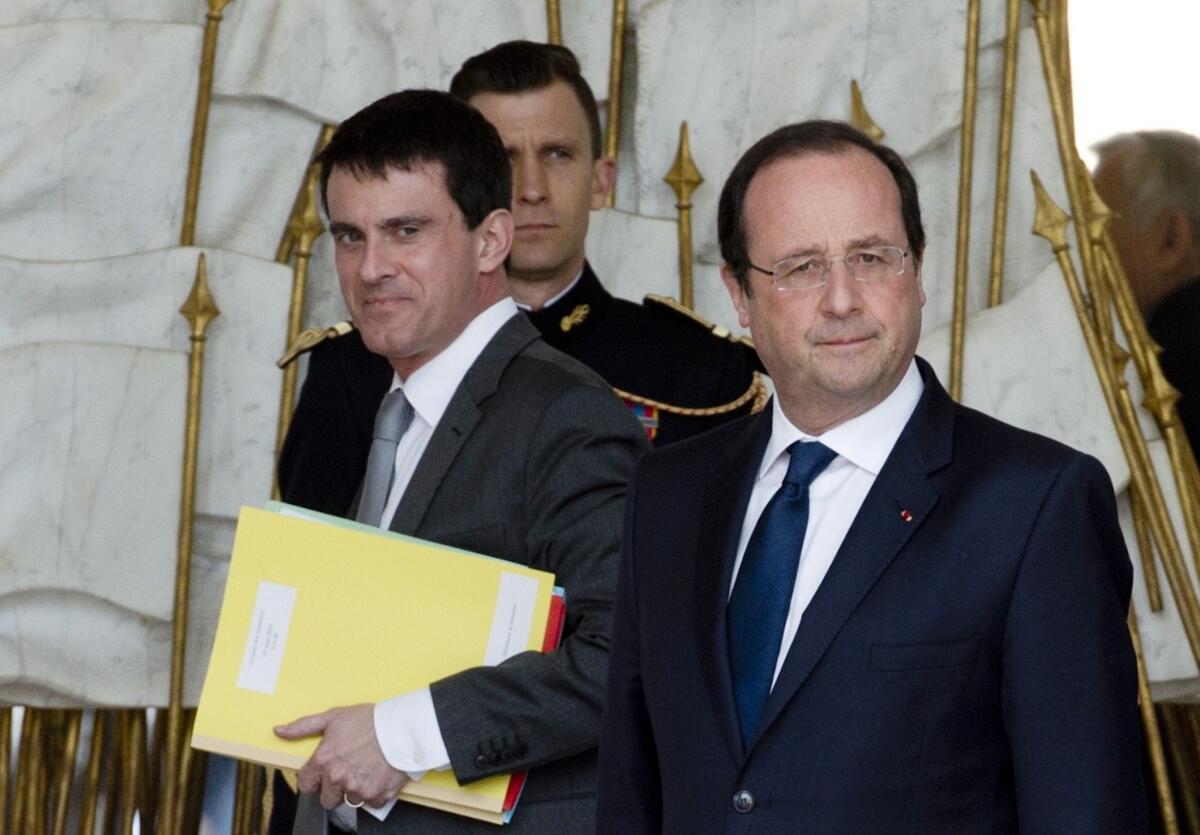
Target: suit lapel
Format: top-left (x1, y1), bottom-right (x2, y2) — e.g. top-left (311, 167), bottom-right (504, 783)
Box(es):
top-left (388, 314), bottom-right (539, 535)
top-left (753, 360), bottom-right (955, 747)
top-left (693, 409), bottom-right (772, 763)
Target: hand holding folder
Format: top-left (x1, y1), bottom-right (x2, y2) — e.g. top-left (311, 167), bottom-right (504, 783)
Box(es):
top-left (192, 503), bottom-right (566, 825)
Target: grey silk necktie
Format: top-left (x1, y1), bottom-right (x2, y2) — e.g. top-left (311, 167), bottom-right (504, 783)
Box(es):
top-left (356, 388), bottom-right (413, 527)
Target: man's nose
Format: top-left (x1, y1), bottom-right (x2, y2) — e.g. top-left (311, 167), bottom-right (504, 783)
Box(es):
top-left (515, 157), bottom-right (548, 204)
top-left (357, 239), bottom-right (392, 282)
top-left (817, 260), bottom-right (864, 316)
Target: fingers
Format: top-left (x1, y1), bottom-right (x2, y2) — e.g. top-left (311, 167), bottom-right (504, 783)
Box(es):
top-left (274, 709), bottom-right (332, 740)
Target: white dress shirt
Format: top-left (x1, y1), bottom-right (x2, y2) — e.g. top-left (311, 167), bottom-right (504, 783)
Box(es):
top-left (730, 361), bottom-right (923, 687)
top-left (333, 297), bottom-right (518, 830)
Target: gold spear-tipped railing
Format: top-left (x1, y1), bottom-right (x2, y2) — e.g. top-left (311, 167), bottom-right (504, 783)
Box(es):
top-left (48, 710), bottom-right (82, 835)
top-left (1031, 171), bottom-right (1200, 663)
top-left (273, 125), bottom-right (336, 470)
top-left (1031, 0), bottom-right (1200, 641)
top-left (664, 121), bottom-right (703, 309)
top-left (948, 0), bottom-right (982, 400)
top-left (546, 0), bottom-right (562, 45)
top-left (161, 253), bottom-right (221, 834)
top-left (1130, 608), bottom-right (1181, 835)
top-left (987, 0), bottom-right (1022, 308)
top-left (0, 707), bottom-right (10, 835)
top-left (604, 0), bottom-right (629, 207)
top-left (180, 0), bottom-right (234, 246)
top-left (848, 81), bottom-right (884, 142)
top-left (1078, 169), bottom-right (1200, 582)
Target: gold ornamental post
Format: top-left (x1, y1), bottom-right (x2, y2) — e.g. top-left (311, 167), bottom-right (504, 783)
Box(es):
top-left (49, 710), bottom-right (81, 835)
top-left (949, 0), bottom-right (982, 400)
top-left (1130, 481), bottom-right (1165, 611)
top-left (1032, 172), bottom-right (1200, 662)
top-left (273, 125), bottom-right (336, 469)
top-left (78, 712), bottom-right (108, 835)
top-left (0, 708), bottom-right (9, 835)
top-left (180, 0), bottom-right (234, 246)
top-left (546, 0), bottom-right (562, 45)
top-left (1030, 0), bottom-right (1102, 317)
top-left (161, 254), bottom-right (221, 833)
top-left (1130, 608), bottom-right (1181, 835)
top-left (604, 0), bottom-right (629, 207)
top-left (664, 121), bottom-right (703, 309)
top-left (986, 0), bottom-right (1021, 308)
top-left (1080, 175), bottom-right (1200, 578)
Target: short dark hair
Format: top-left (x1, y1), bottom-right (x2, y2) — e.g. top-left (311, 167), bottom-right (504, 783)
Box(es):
top-left (316, 89), bottom-right (511, 229)
top-left (450, 40), bottom-right (603, 160)
top-left (718, 120), bottom-right (925, 293)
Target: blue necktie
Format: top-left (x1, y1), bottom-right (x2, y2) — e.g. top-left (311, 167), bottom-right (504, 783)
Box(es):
top-left (728, 440), bottom-right (837, 747)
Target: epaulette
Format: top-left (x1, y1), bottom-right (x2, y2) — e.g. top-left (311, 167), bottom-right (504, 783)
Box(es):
top-left (276, 320), bottom-right (355, 369)
top-left (643, 293), bottom-right (757, 352)
top-left (613, 371), bottom-right (769, 417)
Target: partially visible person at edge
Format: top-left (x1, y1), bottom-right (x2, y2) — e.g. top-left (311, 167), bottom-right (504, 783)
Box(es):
top-left (596, 119), bottom-right (1146, 834)
top-left (1094, 130), bottom-right (1200, 452)
top-left (277, 40), bottom-right (763, 520)
top-left (268, 89), bottom-right (647, 834)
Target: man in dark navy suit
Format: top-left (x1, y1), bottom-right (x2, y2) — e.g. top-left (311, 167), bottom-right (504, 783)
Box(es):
top-left (596, 120), bottom-right (1147, 833)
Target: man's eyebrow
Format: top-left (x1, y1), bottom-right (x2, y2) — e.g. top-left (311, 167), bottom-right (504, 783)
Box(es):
top-left (845, 234), bottom-right (894, 250)
top-left (328, 221), bottom-right (360, 237)
top-left (539, 137), bottom-right (581, 151)
top-left (379, 215), bottom-right (433, 231)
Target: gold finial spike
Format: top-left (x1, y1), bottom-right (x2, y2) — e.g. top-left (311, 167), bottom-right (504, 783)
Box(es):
top-left (1030, 170), bottom-right (1070, 251)
top-left (665, 121), bottom-right (703, 309)
top-left (292, 125), bottom-right (335, 254)
top-left (1076, 155), bottom-right (1114, 243)
top-left (208, 0), bottom-right (233, 15)
top-left (849, 81), bottom-right (885, 142)
top-left (180, 253), bottom-right (221, 337)
top-left (277, 124), bottom-right (335, 264)
top-left (665, 121), bottom-right (703, 204)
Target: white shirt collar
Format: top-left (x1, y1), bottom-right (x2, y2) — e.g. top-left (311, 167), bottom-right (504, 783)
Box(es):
top-left (513, 266), bottom-right (585, 312)
top-left (387, 297), bottom-right (519, 429)
top-left (760, 360), bottom-right (924, 479)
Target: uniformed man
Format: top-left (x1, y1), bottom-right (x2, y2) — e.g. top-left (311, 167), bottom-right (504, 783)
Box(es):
top-left (276, 41), bottom-right (764, 519)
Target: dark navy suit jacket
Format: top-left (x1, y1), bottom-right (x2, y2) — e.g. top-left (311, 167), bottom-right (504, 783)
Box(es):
top-left (596, 358), bottom-right (1146, 834)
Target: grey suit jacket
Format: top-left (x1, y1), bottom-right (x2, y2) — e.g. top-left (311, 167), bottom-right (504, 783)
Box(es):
top-left (328, 313), bottom-right (647, 833)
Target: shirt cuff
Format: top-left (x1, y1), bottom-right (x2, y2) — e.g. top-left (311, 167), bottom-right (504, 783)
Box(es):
top-left (373, 688), bottom-right (452, 779)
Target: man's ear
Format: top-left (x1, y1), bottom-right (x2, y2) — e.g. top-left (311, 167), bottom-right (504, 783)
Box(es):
top-left (913, 248), bottom-right (926, 306)
top-left (1152, 208), bottom-right (1195, 275)
top-left (477, 208), bottom-right (514, 274)
top-left (720, 264), bottom-right (752, 329)
top-left (590, 156), bottom-right (617, 210)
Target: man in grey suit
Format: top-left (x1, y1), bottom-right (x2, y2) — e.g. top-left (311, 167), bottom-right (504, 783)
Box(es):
top-left (273, 89), bottom-right (648, 833)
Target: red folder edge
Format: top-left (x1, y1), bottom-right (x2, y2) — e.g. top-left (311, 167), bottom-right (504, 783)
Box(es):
top-left (501, 589), bottom-right (567, 815)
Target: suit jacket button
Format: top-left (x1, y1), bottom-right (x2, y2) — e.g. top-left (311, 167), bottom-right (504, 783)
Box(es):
top-left (732, 790), bottom-right (755, 814)
top-left (474, 754), bottom-right (489, 769)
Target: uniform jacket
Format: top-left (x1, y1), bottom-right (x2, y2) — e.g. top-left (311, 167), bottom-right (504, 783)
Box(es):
top-left (275, 264), bottom-right (761, 520)
top-left (596, 358), bottom-right (1146, 834)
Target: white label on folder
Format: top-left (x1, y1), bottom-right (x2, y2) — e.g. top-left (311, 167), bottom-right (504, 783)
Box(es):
top-left (236, 581), bottom-right (297, 695)
top-left (484, 573), bottom-right (539, 666)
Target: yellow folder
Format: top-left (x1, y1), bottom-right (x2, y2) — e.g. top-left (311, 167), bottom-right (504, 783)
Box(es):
top-left (192, 504), bottom-right (558, 824)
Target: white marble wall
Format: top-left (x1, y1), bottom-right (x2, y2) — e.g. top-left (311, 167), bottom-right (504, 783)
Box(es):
top-left (2, 0), bottom-right (1196, 706)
